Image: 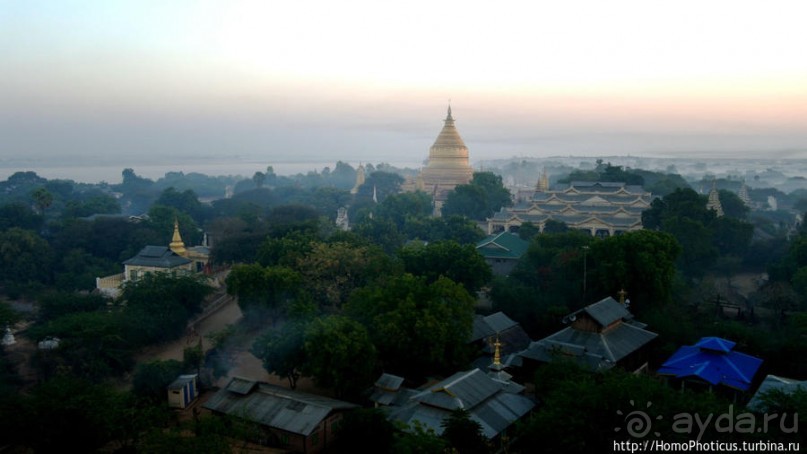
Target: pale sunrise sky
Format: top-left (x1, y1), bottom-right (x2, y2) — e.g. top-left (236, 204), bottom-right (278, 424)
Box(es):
top-left (2, 0), bottom-right (807, 175)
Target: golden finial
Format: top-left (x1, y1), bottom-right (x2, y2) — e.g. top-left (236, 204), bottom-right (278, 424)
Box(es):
top-left (492, 334), bottom-right (502, 368)
top-left (169, 217), bottom-right (187, 256)
top-left (618, 288), bottom-right (628, 305)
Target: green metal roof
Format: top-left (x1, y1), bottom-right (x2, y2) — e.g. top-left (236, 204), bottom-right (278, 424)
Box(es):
top-left (475, 232), bottom-right (529, 260)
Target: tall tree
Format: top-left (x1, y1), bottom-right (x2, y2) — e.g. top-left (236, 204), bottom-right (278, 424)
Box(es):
top-left (0, 227), bottom-right (54, 285)
top-left (302, 315), bottom-right (377, 397)
top-left (346, 274), bottom-right (475, 377)
top-left (398, 240), bottom-right (491, 293)
top-left (226, 264), bottom-right (302, 324)
top-left (442, 171), bottom-right (512, 220)
top-left (251, 319), bottom-right (307, 389)
top-left (589, 230), bottom-right (681, 311)
top-left (296, 241), bottom-right (395, 309)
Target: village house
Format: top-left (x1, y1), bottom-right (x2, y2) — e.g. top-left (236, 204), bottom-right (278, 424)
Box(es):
top-left (517, 295), bottom-right (658, 373)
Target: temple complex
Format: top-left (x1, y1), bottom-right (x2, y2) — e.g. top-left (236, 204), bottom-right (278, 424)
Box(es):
top-left (486, 181), bottom-right (652, 236)
top-left (95, 219), bottom-right (210, 298)
top-left (404, 106), bottom-right (474, 215)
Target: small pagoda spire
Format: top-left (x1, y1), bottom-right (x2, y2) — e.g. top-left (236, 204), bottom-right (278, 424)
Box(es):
top-left (169, 218), bottom-right (187, 256)
top-left (618, 288), bottom-right (628, 305)
top-left (738, 181), bottom-right (751, 207)
top-left (706, 180), bottom-right (724, 217)
top-left (536, 168), bottom-right (550, 192)
top-left (492, 335), bottom-right (503, 370)
top-left (351, 163), bottom-right (365, 195)
top-left (445, 104), bottom-right (454, 123)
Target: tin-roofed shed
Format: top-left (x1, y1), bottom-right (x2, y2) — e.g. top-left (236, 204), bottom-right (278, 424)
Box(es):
top-left (203, 377), bottom-right (358, 453)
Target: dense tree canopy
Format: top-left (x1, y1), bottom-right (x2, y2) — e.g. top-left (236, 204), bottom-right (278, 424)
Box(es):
top-left (302, 315), bottom-right (377, 397)
top-left (398, 240), bottom-right (491, 293)
top-left (442, 171), bottom-right (512, 220)
top-left (346, 274), bottom-right (475, 377)
top-left (226, 263), bottom-right (302, 323)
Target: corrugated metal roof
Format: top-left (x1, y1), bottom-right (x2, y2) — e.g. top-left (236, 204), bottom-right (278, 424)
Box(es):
top-left (518, 319), bottom-right (657, 370)
top-left (122, 245), bottom-right (191, 268)
top-left (203, 380), bottom-right (358, 436)
top-left (167, 374), bottom-right (197, 390)
top-left (483, 312), bottom-right (518, 334)
top-left (412, 369), bottom-right (504, 411)
top-left (581, 297), bottom-right (630, 327)
top-left (748, 375), bottom-right (807, 411)
top-left (388, 370), bottom-right (535, 439)
top-left (476, 233), bottom-right (529, 260)
top-left (226, 377), bottom-right (258, 395)
top-left (375, 373), bottom-right (404, 391)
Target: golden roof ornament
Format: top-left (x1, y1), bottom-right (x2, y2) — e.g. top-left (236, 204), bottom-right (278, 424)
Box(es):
top-left (169, 218), bottom-right (187, 256)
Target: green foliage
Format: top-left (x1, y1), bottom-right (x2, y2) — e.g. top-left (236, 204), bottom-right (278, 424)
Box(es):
top-left (711, 216), bottom-right (754, 257)
top-left (14, 376), bottom-right (131, 452)
top-left (392, 422), bottom-right (448, 453)
top-left (508, 230), bottom-right (592, 303)
top-left (37, 290), bottom-right (108, 323)
top-left (0, 301), bottom-right (20, 327)
top-left (346, 274), bottom-right (475, 378)
top-left (354, 171), bottom-right (405, 203)
top-left (374, 191), bottom-right (434, 229)
top-left (0, 202), bottom-right (43, 231)
top-left (29, 311), bottom-right (134, 380)
top-left (542, 218), bottom-right (569, 234)
top-left (226, 263), bottom-right (302, 324)
top-left (516, 364), bottom-right (730, 453)
top-left (256, 230), bottom-right (317, 266)
top-left (643, 187), bottom-right (754, 279)
top-left (332, 408), bottom-right (396, 453)
top-left (251, 320), bottom-right (307, 389)
top-left (350, 217), bottom-right (405, 253)
top-left (441, 408), bottom-right (489, 454)
top-left (559, 162), bottom-right (645, 186)
top-left (442, 171), bottom-right (513, 220)
top-left (398, 240), bottom-right (491, 293)
top-left (62, 192), bottom-right (121, 218)
top-left (53, 247), bottom-right (120, 291)
top-left (302, 315), bottom-right (377, 397)
top-left (31, 186), bottom-right (54, 214)
top-left (121, 272), bottom-right (213, 345)
top-left (717, 189), bottom-right (749, 219)
top-left (147, 204), bottom-right (202, 246)
top-left (155, 187), bottom-right (207, 222)
top-left (297, 241), bottom-right (396, 309)
top-left (0, 227), bottom-right (54, 286)
top-left (132, 359), bottom-right (184, 402)
top-left (589, 230), bottom-right (681, 311)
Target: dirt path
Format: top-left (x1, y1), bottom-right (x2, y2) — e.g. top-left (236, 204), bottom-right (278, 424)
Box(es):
top-left (133, 292), bottom-right (325, 393)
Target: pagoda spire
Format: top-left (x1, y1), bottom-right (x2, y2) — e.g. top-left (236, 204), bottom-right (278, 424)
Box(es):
top-left (738, 181), bottom-right (751, 207)
top-left (169, 218), bottom-right (187, 256)
top-left (492, 335), bottom-right (503, 370)
top-left (536, 168), bottom-right (549, 192)
top-left (706, 180), bottom-right (724, 217)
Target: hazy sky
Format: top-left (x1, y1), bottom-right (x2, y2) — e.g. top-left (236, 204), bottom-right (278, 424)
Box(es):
top-left (2, 0), bottom-right (807, 173)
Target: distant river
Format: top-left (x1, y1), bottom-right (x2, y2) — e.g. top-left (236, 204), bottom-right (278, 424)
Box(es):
top-left (0, 158), bottom-right (423, 184)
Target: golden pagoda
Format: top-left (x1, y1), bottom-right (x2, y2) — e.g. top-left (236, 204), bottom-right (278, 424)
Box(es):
top-left (420, 105), bottom-right (474, 189)
top-left (169, 218), bottom-right (187, 256)
top-left (414, 106), bottom-right (474, 216)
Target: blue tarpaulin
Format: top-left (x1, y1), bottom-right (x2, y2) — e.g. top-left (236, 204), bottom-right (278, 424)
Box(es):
top-left (657, 337), bottom-right (763, 391)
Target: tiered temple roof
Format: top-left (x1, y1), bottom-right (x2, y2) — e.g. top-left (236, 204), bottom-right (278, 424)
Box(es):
top-left (487, 181), bottom-right (652, 236)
